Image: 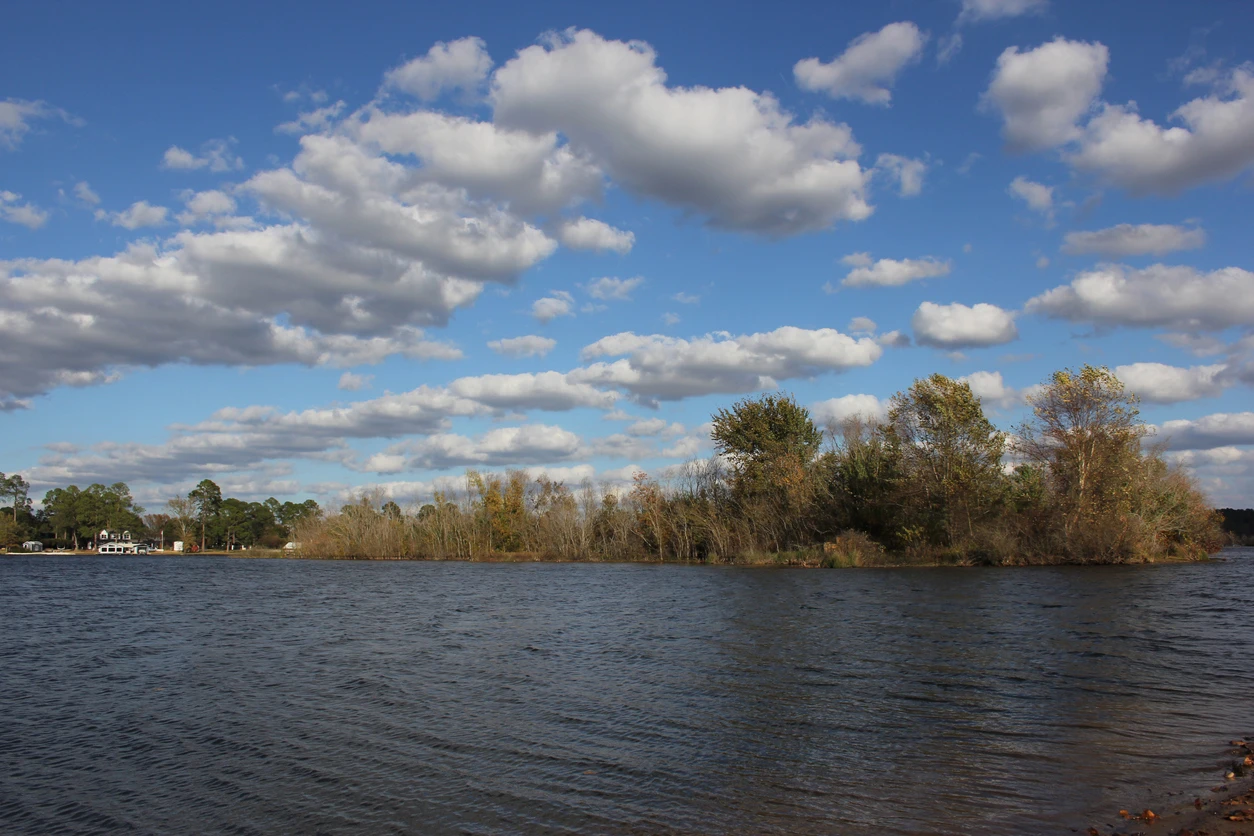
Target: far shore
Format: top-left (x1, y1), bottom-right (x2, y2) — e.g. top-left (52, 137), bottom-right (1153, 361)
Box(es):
top-left (9, 546), bottom-right (1245, 569)
top-left (10, 546), bottom-right (1233, 567)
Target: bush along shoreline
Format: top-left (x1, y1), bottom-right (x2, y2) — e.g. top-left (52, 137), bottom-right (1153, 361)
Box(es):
top-left (291, 365), bottom-right (1225, 565)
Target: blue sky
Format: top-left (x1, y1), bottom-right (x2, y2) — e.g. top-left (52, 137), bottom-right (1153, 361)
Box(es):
top-left (3, 0), bottom-right (1254, 509)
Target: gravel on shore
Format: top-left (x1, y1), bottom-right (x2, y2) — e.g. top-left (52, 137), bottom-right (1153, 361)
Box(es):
top-left (1086, 738), bottom-right (1254, 836)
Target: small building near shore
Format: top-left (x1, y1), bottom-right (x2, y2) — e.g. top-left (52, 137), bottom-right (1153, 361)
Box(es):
top-left (22, 541), bottom-right (43, 552)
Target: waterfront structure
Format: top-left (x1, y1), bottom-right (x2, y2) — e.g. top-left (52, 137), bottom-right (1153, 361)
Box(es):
top-left (98, 529), bottom-right (133, 543)
top-left (97, 541), bottom-right (148, 555)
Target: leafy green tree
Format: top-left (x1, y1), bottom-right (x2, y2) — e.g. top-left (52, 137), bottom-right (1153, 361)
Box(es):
top-left (825, 416), bottom-right (902, 543)
top-left (276, 499), bottom-right (321, 532)
top-left (263, 497), bottom-right (284, 528)
top-left (711, 392), bottom-right (824, 549)
top-left (711, 393), bottom-right (822, 497)
top-left (884, 374), bottom-right (1006, 547)
top-left (241, 501), bottom-right (280, 546)
top-left (188, 479), bottom-right (223, 551)
top-left (104, 482), bottom-right (144, 529)
top-left (1, 473), bottom-right (31, 525)
top-left (1016, 365), bottom-right (1149, 557)
top-left (73, 483), bottom-right (144, 541)
top-left (467, 470), bottom-right (531, 552)
top-left (217, 498), bottom-right (256, 549)
top-left (43, 486), bottom-right (84, 548)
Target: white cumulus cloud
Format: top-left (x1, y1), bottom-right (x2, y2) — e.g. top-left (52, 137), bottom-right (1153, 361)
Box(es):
top-left (365, 424), bottom-right (584, 472)
top-left (959, 370), bottom-right (1032, 409)
top-left (1068, 66), bottom-right (1254, 194)
top-left (97, 200), bottom-right (169, 229)
top-left (487, 335), bottom-right (556, 358)
top-left (1026, 264), bottom-right (1254, 331)
top-left (959, 0), bottom-right (1048, 23)
top-left (839, 254), bottom-right (950, 288)
top-left (73, 181), bottom-right (100, 205)
top-left (1061, 223), bottom-right (1206, 257)
top-left (276, 100), bottom-right (347, 135)
top-left (0, 98), bottom-right (77, 150)
top-left (532, 291), bottom-right (574, 323)
top-left (383, 36), bottom-right (493, 100)
top-left (794, 22), bottom-right (927, 105)
top-left (981, 38), bottom-right (1109, 152)
top-left (491, 29), bottom-right (872, 235)
top-left (812, 393), bottom-right (886, 426)
top-left (0, 229), bottom-right (472, 404)
top-left (351, 109), bottom-right (603, 215)
top-left (161, 138), bottom-right (244, 172)
top-left (0, 191), bottom-right (48, 229)
top-left (875, 153), bottom-right (927, 196)
top-left (1008, 176), bottom-right (1054, 224)
top-left (587, 276), bottom-right (643, 301)
top-left (1114, 362), bottom-right (1227, 404)
top-left (555, 217), bottom-right (634, 254)
top-left (912, 301), bottom-right (1019, 348)
top-left (337, 371), bottom-right (374, 391)
top-left (176, 189), bottom-right (241, 227)
top-left (1156, 412), bottom-right (1254, 451)
top-left (575, 326), bottom-right (882, 401)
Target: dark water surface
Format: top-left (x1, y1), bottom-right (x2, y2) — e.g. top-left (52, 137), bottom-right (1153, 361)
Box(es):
top-left (3, 551), bottom-right (1252, 835)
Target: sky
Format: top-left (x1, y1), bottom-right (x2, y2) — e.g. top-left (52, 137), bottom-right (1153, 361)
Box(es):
top-left (3, 0), bottom-right (1254, 510)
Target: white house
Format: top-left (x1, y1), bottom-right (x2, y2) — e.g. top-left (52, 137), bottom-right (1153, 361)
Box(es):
top-left (22, 541), bottom-right (43, 552)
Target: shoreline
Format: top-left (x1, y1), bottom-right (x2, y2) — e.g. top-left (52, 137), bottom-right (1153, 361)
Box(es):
top-left (7, 548), bottom-right (1234, 568)
top-left (1095, 738), bottom-right (1254, 836)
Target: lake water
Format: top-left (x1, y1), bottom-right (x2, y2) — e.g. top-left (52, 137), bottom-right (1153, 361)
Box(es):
top-left (2, 551), bottom-right (1252, 835)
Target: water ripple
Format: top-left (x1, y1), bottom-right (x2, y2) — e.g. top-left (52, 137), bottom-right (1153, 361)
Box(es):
top-left (2, 550), bottom-right (1253, 834)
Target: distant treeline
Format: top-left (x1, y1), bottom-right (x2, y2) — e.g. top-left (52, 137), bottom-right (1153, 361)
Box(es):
top-left (1, 476), bottom-right (320, 551)
top-left (1219, 508), bottom-right (1254, 545)
top-left (295, 365), bottom-right (1225, 566)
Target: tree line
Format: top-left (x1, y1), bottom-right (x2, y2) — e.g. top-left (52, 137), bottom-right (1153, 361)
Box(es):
top-left (1, 477), bottom-right (320, 551)
top-left (293, 365), bottom-right (1226, 565)
top-left (1218, 508), bottom-right (1254, 545)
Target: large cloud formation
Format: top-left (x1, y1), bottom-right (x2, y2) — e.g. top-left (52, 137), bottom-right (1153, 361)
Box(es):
top-left (27, 370), bottom-right (621, 487)
top-left (491, 29), bottom-right (873, 234)
top-left (575, 327), bottom-right (882, 401)
top-left (0, 230), bottom-right (471, 405)
top-left (983, 38), bottom-right (1254, 193)
top-left (1026, 264), bottom-right (1254, 331)
top-left (2, 28), bottom-right (893, 409)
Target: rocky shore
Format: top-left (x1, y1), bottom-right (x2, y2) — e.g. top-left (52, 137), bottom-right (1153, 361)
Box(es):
top-left (1086, 738), bottom-right (1254, 836)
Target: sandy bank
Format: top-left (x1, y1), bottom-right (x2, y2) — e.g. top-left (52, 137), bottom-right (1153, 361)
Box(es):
top-left (1091, 738), bottom-right (1254, 836)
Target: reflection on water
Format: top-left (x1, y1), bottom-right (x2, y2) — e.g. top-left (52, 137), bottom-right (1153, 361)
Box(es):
top-left (2, 550), bottom-right (1252, 835)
